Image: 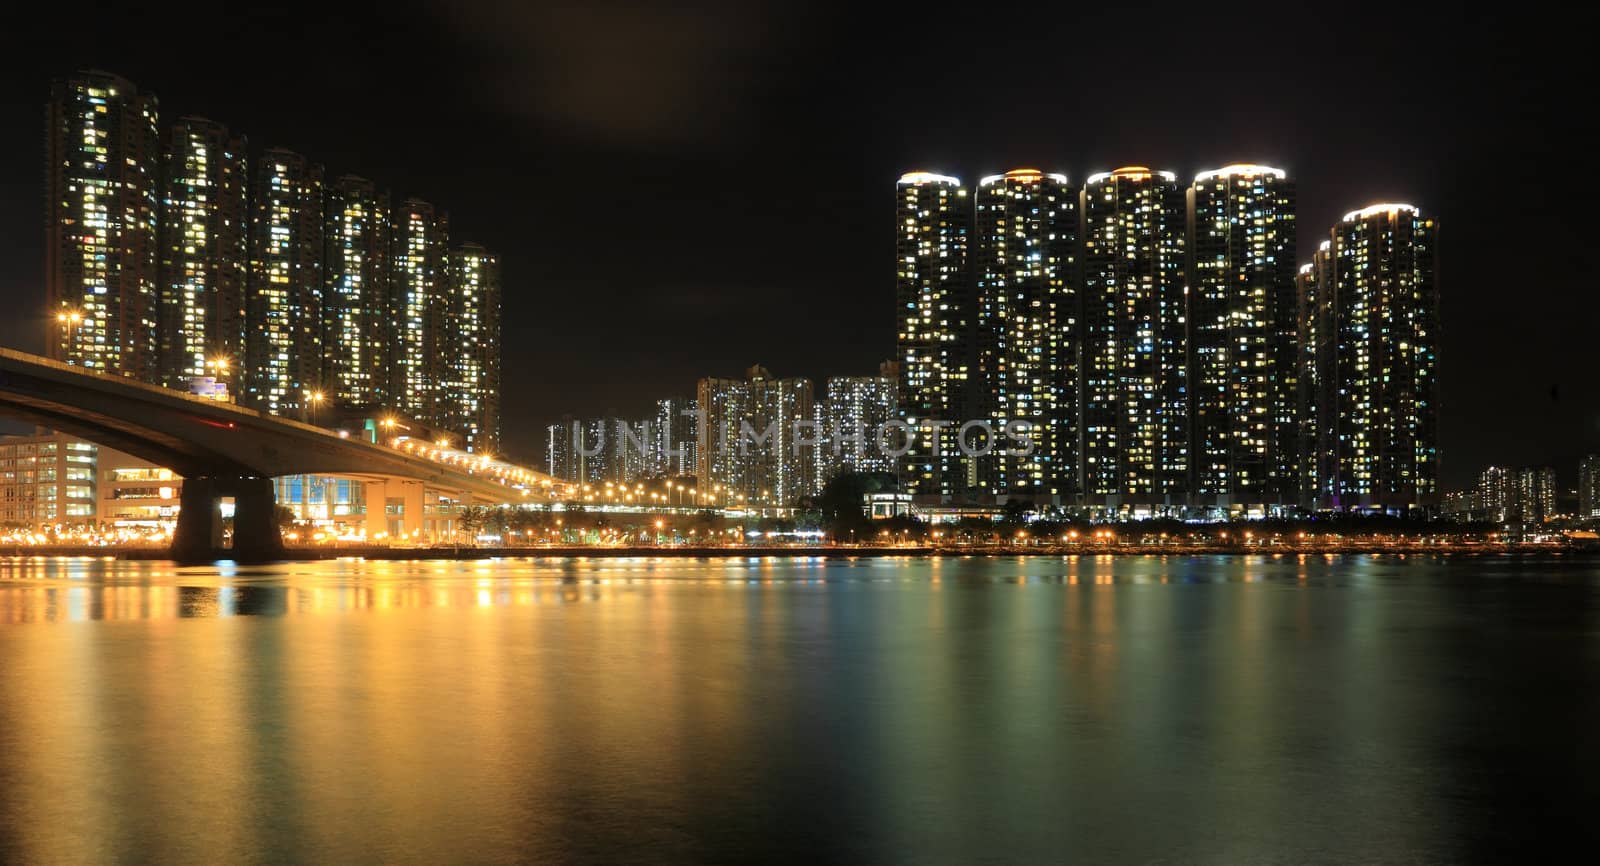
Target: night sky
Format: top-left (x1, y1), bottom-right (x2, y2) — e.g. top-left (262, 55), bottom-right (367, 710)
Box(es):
top-left (1, 1), bottom-right (1593, 488)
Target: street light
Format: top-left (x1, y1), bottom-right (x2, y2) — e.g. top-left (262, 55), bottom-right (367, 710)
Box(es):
top-left (303, 390), bottom-right (325, 425)
top-left (56, 308), bottom-right (83, 358)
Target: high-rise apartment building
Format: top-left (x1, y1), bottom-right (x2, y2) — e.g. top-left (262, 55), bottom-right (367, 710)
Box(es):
top-left (546, 419), bottom-right (578, 482)
top-left (1476, 465), bottom-right (1513, 523)
top-left (45, 71), bottom-right (161, 379)
top-left (1307, 203), bottom-right (1439, 511)
top-left (697, 365), bottom-right (814, 507)
top-left (446, 244), bottom-right (501, 453)
top-left (245, 148), bottom-right (324, 415)
top-left (974, 169), bottom-right (1077, 500)
top-left (1579, 455), bottom-right (1599, 521)
top-left (390, 200), bottom-right (449, 425)
top-left (1080, 167), bottom-right (1188, 512)
top-left (324, 175), bottom-right (391, 407)
top-left (894, 172), bottom-right (972, 497)
top-left (1295, 244), bottom-right (1332, 506)
top-left (1513, 466), bottom-right (1557, 527)
top-left (158, 117), bottom-right (248, 388)
top-left (818, 362), bottom-right (899, 486)
top-left (1189, 165), bottom-right (1298, 509)
top-left (652, 398), bottom-right (699, 479)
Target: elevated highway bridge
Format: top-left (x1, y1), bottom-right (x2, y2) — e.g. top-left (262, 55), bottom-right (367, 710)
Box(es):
top-left (0, 348), bottom-right (555, 559)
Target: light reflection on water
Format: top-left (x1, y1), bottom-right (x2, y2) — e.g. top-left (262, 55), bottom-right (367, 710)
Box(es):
top-left (0, 554), bottom-right (1425, 623)
top-left (0, 554), bottom-right (1597, 865)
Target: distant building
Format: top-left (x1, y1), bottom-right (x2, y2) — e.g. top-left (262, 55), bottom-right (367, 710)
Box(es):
top-left (545, 420), bottom-right (575, 482)
top-left (1080, 167), bottom-right (1188, 513)
top-left (1475, 464), bottom-right (1556, 528)
top-left (1189, 165), bottom-right (1298, 509)
top-left (651, 398), bottom-right (699, 479)
top-left (46, 70), bottom-right (161, 379)
top-left (1581, 455), bottom-right (1600, 521)
top-left (894, 171), bottom-right (973, 497)
top-left (818, 362), bottom-right (899, 485)
top-left (159, 117), bottom-right (248, 387)
top-left (697, 365), bottom-right (815, 507)
top-left (1478, 465), bottom-right (1513, 523)
top-left (975, 169), bottom-right (1077, 501)
top-left (1441, 488), bottom-right (1475, 519)
top-left (1513, 466), bottom-right (1557, 527)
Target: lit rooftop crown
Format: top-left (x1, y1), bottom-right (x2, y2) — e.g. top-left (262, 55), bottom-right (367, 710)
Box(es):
top-left (898, 171), bottom-right (961, 186)
top-left (979, 168), bottom-right (1069, 186)
top-left (1086, 166), bottom-right (1178, 184)
top-left (1194, 163), bottom-right (1287, 182)
top-left (1342, 202), bottom-right (1420, 222)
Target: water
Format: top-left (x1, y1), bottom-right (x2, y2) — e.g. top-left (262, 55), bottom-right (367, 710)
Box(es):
top-left (1, 554), bottom-right (1597, 865)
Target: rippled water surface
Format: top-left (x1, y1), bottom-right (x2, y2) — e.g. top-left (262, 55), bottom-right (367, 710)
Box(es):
top-left (2, 554), bottom-right (1598, 864)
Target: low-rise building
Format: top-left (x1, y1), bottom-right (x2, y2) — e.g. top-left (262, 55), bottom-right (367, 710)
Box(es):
top-left (97, 460), bottom-right (182, 530)
top-left (0, 432), bottom-right (97, 528)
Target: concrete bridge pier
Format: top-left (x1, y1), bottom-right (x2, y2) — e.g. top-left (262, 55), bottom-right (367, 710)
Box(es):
top-left (172, 475), bottom-right (286, 562)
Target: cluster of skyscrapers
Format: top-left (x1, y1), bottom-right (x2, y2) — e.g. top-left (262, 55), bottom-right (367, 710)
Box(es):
top-left (1445, 457), bottom-right (1600, 529)
top-left (44, 71), bottom-right (501, 451)
top-left (547, 363), bottom-right (898, 507)
top-left (896, 165), bottom-right (1439, 515)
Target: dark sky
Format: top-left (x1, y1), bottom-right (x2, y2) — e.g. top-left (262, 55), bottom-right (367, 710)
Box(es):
top-left (2, 1), bottom-right (1595, 489)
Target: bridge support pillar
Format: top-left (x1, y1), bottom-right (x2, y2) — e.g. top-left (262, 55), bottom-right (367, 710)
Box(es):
top-left (173, 477), bottom-right (223, 557)
top-left (171, 475), bottom-right (285, 562)
top-left (399, 480), bottom-right (426, 542)
top-left (232, 477), bottom-right (285, 561)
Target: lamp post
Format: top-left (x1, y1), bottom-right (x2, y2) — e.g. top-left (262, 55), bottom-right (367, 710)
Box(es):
top-left (55, 309), bottom-right (83, 360)
top-left (303, 390), bottom-right (325, 425)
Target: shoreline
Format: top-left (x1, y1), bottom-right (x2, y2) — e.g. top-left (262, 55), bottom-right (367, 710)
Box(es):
top-left (2, 543), bottom-right (1592, 562)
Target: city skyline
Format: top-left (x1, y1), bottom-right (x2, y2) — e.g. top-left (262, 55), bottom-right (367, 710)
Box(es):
top-left (2, 5), bottom-right (1594, 488)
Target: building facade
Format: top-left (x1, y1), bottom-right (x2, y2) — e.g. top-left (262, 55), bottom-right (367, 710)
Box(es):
top-left (97, 459), bottom-right (181, 530)
top-left (158, 117), bottom-right (248, 387)
top-left (446, 244), bottom-right (501, 453)
top-left (818, 363), bottom-right (899, 485)
top-left (1580, 456), bottom-right (1600, 522)
top-left (46, 71), bottom-right (161, 379)
top-left (1308, 204), bottom-right (1440, 511)
top-left (1295, 246), bottom-right (1332, 507)
top-left (1080, 167), bottom-right (1188, 513)
top-left (974, 169), bottom-right (1077, 501)
top-left (390, 200), bottom-right (449, 425)
top-left (697, 365), bottom-right (815, 507)
top-left (894, 172), bottom-right (972, 497)
top-left (0, 433), bottom-right (97, 528)
top-left (1189, 165), bottom-right (1298, 510)
top-left (1513, 466), bottom-right (1557, 527)
top-left (652, 398), bottom-right (699, 479)
top-left (324, 175), bottom-right (392, 407)
top-left (246, 148), bottom-right (325, 415)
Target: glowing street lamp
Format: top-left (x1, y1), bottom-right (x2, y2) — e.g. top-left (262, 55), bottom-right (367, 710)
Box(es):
top-left (56, 308), bottom-right (83, 357)
top-left (303, 390), bottom-right (326, 425)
